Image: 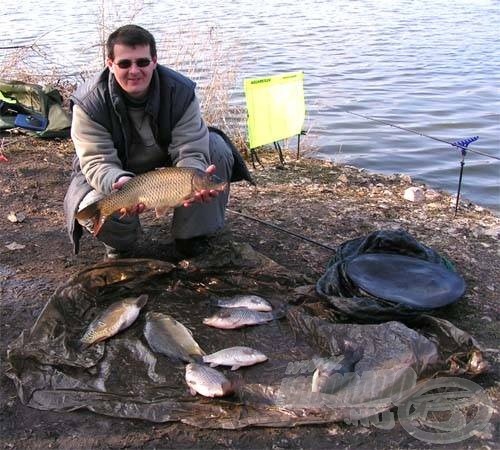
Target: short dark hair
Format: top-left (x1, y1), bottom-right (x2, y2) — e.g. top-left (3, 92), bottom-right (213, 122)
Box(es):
top-left (106, 25), bottom-right (157, 60)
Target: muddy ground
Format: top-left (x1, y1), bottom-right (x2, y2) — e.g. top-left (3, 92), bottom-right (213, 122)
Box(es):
top-left (0, 136), bottom-right (498, 449)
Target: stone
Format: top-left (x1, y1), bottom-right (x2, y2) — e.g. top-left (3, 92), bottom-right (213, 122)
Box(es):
top-left (403, 187), bottom-right (425, 203)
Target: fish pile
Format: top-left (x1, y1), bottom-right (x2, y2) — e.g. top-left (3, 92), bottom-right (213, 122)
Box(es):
top-left (182, 294), bottom-right (279, 397)
top-left (203, 294), bottom-right (284, 329)
top-left (203, 308), bottom-right (279, 329)
top-left (75, 291), bottom-right (365, 400)
top-left (77, 293), bottom-right (277, 399)
top-left (211, 294), bottom-right (273, 312)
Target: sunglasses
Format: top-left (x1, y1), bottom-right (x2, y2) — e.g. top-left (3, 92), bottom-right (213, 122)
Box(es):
top-left (113, 58), bottom-right (152, 69)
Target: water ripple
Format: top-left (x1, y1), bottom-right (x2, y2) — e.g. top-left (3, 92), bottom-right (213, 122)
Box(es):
top-left (1, 0), bottom-right (498, 211)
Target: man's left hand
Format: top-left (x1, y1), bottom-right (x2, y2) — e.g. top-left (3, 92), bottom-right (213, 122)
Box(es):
top-left (183, 165), bottom-right (220, 207)
top-left (112, 176), bottom-right (146, 216)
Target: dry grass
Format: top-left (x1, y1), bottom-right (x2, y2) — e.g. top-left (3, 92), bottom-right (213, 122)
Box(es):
top-left (0, 2), bottom-right (317, 157)
top-left (158, 25), bottom-right (248, 151)
top-left (1, 9), bottom-right (249, 151)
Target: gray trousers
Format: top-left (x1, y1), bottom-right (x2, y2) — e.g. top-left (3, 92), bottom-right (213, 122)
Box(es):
top-left (77, 132), bottom-right (234, 251)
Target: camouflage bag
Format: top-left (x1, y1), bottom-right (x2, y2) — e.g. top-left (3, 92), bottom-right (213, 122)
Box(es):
top-left (0, 79), bottom-right (71, 138)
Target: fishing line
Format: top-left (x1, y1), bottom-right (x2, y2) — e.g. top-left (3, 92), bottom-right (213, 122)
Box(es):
top-left (227, 208), bottom-right (336, 252)
top-left (337, 109), bottom-right (499, 213)
top-left (342, 109), bottom-right (500, 160)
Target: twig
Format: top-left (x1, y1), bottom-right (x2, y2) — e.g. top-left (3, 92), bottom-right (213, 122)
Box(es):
top-left (1, 135), bottom-right (30, 149)
top-left (0, 44), bottom-right (47, 50)
top-left (0, 138), bottom-right (9, 162)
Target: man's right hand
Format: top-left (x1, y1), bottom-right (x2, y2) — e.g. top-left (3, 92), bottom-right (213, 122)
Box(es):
top-left (112, 176), bottom-right (146, 216)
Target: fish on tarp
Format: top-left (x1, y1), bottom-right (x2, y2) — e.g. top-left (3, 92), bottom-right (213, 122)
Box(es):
top-left (76, 167), bottom-right (227, 236)
top-left (144, 312), bottom-right (205, 363)
top-left (211, 294), bottom-right (273, 312)
top-left (79, 294), bottom-right (148, 349)
top-left (185, 363), bottom-right (234, 397)
top-left (203, 307), bottom-right (285, 329)
top-left (311, 343), bottom-right (363, 393)
top-left (202, 346), bottom-right (268, 370)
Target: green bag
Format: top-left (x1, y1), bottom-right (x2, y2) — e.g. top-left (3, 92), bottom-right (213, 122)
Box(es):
top-left (0, 79), bottom-right (72, 138)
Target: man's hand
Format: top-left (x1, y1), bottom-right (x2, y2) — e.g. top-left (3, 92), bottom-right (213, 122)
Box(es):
top-left (112, 176), bottom-right (133, 191)
top-left (112, 176), bottom-right (146, 216)
top-left (183, 164), bottom-right (220, 208)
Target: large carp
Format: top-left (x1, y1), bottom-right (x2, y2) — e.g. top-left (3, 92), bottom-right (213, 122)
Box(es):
top-left (144, 312), bottom-right (205, 363)
top-left (76, 167), bottom-right (227, 235)
top-left (79, 294), bottom-right (148, 349)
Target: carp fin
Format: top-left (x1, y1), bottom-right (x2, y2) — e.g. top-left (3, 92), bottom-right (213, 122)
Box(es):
top-left (230, 365), bottom-right (241, 371)
top-left (135, 294), bottom-right (149, 308)
top-left (188, 387), bottom-right (197, 396)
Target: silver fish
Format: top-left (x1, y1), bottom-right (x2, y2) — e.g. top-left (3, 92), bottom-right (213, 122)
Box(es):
top-left (80, 294), bottom-right (148, 349)
top-left (185, 363), bottom-right (234, 397)
top-left (76, 167), bottom-right (226, 236)
top-left (211, 294), bottom-right (273, 312)
top-left (311, 344), bottom-right (363, 393)
top-left (202, 307), bottom-right (284, 329)
top-left (144, 312), bottom-right (205, 363)
top-left (202, 346), bottom-right (268, 370)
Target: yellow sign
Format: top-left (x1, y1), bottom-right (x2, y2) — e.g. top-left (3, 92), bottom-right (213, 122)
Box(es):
top-left (244, 72), bottom-right (305, 149)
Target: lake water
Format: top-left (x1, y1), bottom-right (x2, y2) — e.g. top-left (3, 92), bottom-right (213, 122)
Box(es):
top-left (1, 0), bottom-right (499, 212)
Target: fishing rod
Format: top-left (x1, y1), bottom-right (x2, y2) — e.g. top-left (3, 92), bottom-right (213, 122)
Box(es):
top-left (341, 109), bottom-right (499, 213)
top-left (227, 208), bottom-right (336, 252)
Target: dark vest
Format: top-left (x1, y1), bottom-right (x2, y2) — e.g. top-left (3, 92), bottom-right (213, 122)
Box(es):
top-left (71, 65), bottom-right (196, 168)
top-left (64, 65), bottom-right (196, 253)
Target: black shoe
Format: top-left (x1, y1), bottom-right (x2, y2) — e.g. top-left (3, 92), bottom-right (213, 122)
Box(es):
top-left (104, 244), bottom-right (133, 260)
top-left (174, 236), bottom-right (210, 259)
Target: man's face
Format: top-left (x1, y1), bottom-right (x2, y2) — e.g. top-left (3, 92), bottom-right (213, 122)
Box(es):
top-left (107, 44), bottom-right (157, 99)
